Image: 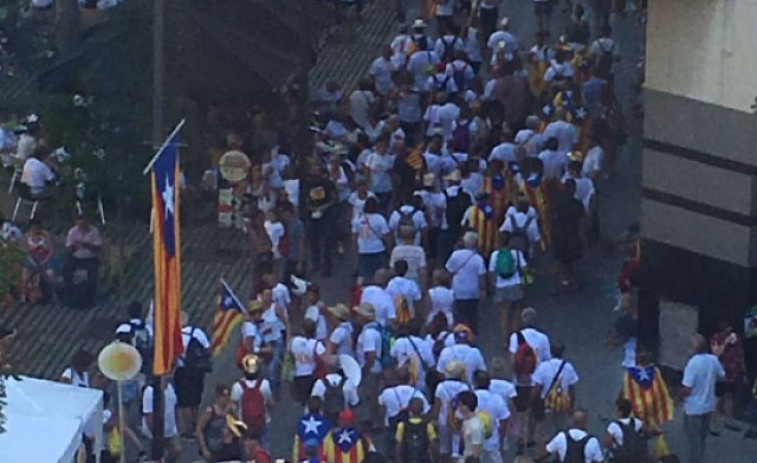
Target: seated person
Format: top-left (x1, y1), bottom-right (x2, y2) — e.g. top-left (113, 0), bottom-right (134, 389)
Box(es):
top-left (22, 218), bottom-right (59, 303)
top-left (21, 148), bottom-right (56, 198)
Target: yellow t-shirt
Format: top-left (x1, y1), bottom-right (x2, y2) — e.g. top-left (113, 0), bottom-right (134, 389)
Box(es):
top-left (395, 417), bottom-right (437, 442)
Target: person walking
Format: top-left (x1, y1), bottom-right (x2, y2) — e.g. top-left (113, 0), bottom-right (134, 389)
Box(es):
top-left (681, 333), bottom-right (725, 463)
top-left (176, 312), bottom-right (212, 439)
top-left (445, 231), bottom-right (487, 332)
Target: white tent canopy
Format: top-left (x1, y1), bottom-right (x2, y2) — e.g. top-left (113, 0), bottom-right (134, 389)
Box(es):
top-left (0, 376), bottom-right (104, 463)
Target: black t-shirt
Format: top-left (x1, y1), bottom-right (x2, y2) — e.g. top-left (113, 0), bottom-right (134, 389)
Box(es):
top-left (304, 176), bottom-right (337, 211)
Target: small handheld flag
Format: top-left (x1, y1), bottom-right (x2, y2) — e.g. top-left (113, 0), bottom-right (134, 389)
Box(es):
top-left (211, 279), bottom-right (246, 356)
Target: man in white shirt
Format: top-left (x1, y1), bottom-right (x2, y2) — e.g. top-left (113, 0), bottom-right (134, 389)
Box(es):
top-left (142, 373), bottom-right (182, 462)
top-left (378, 367), bottom-right (430, 429)
top-left (473, 370), bottom-right (510, 463)
top-left (531, 341), bottom-right (579, 443)
top-left (370, 45), bottom-right (398, 97)
top-left (681, 333), bottom-right (725, 463)
top-left (21, 151), bottom-right (55, 197)
top-left (311, 363), bottom-right (360, 424)
top-left (489, 357), bottom-right (518, 418)
top-left (386, 260), bottom-right (423, 315)
top-left (487, 18), bottom-right (519, 56)
top-left (538, 137), bottom-right (568, 179)
top-left (543, 108), bottom-right (578, 154)
top-left (603, 398), bottom-right (646, 461)
top-left (391, 320), bottom-right (436, 393)
top-left (361, 269), bottom-right (397, 327)
top-left (436, 324), bottom-right (487, 385)
top-left (564, 160), bottom-right (595, 214)
top-left (390, 224), bottom-right (428, 288)
top-left (582, 139), bottom-right (604, 182)
top-left (389, 202), bottom-right (428, 246)
top-left (488, 129), bottom-right (518, 164)
top-left (445, 232), bottom-right (487, 332)
top-left (232, 354), bottom-right (275, 447)
top-left (175, 313), bottom-right (211, 438)
top-left (355, 303), bottom-right (383, 427)
top-left (508, 307), bottom-right (551, 446)
top-left (327, 303), bottom-right (355, 357)
top-left (536, 410), bottom-right (604, 462)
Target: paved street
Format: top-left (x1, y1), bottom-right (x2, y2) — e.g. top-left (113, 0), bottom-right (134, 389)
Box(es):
top-left (1, 1), bottom-right (755, 462)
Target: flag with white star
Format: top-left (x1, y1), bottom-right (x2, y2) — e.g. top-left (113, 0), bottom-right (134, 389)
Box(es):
top-left (210, 278), bottom-right (246, 356)
top-left (150, 131), bottom-right (183, 375)
top-left (623, 365), bottom-right (674, 427)
top-left (293, 413), bottom-right (331, 462)
top-left (322, 426), bottom-right (369, 462)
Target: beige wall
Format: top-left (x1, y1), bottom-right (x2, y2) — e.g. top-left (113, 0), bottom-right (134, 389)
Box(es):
top-left (645, 0), bottom-right (757, 113)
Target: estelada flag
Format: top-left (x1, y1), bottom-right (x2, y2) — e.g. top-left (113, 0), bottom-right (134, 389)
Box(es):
top-left (622, 365), bottom-right (674, 428)
top-left (150, 132), bottom-right (183, 376)
top-left (211, 279), bottom-right (246, 356)
top-left (292, 413), bottom-right (331, 463)
top-left (322, 427), bottom-right (371, 463)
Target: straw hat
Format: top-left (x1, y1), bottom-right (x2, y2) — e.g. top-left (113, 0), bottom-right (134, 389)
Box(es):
top-left (412, 18), bottom-right (426, 29)
top-left (353, 302), bottom-right (376, 320)
top-left (240, 354), bottom-right (261, 374)
top-left (445, 360), bottom-right (466, 379)
top-left (327, 303), bottom-right (351, 320)
top-left (247, 300), bottom-right (263, 314)
top-left (443, 170), bottom-right (462, 181)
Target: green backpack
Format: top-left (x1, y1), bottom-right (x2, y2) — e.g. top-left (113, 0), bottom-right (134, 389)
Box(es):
top-left (496, 248), bottom-right (517, 279)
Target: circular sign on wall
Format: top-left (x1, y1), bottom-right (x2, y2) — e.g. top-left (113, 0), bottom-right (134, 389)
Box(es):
top-left (218, 150), bottom-right (251, 183)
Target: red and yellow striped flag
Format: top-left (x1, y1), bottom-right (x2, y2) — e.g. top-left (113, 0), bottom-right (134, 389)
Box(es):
top-left (211, 279), bottom-right (246, 356)
top-left (150, 131), bottom-right (184, 376)
top-left (322, 428), bottom-right (371, 463)
top-left (622, 365), bottom-right (674, 428)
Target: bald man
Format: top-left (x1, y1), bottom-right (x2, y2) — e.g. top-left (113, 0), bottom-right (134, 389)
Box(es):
top-left (535, 410), bottom-right (604, 462)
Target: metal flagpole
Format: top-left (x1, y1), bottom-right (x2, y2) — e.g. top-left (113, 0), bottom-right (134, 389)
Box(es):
top-left (143, 119), bottom-right (186, 176)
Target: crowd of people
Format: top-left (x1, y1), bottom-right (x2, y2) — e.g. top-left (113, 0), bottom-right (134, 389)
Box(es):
top-left (1, 1), bottom-right (756, 463)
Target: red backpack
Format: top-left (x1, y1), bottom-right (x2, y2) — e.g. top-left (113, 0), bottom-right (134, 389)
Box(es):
top-left (514, 331), bottom-right (537, 382)
top-left (239, 378), bottom-right (266, 433)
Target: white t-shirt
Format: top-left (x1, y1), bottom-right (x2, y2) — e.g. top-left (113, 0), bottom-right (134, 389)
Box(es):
top-left (407, 50), bottom-right (439, 91)
top-left (311, 374), bottom-right (359, 407)
top-left (357, 323), bottom-right (383, 374)
top-left (349, 90), bottom-right (376, 130)
top-left (463, 416), bottom-right (486, 457)
top-left (365, 151), bottom-right (395, 193)
top-left (418, 190), bottom-right (447, 228)
top-left (386, 276), bottom-right (422, 313)
top-left (435, 0), bottom-right (455, 16)
top-left (682, 353), bottom-right (725, 415)
top-left (391, 336), bottom-right (436, 390)
top-left (260, 304), bottom-right (284, 343)
top-left (361, 286), bottom-right (396, 326)
top-left (305, 305), bottom-right (329, 341)
top-left (464, 27), bottom-right (483, 63)
top-left (445, 249), bottom-right (486, 300)
top-left (427, 286), bottom-right (455, 326)
top-left (231, 378), bottom-right (273, 423)
top-left (436, 344), bottom-right (487, 385)
top-left (370, 57), bottom-right (397, 96)
top-left (390, 245), bottom-right (427, 282)
top-left (543, 120), bottom-right (578, 154)
top-left (539, 149), bottom-right (569, 179)
top-left (378, 385), bottom-right (430, 426)
top-left (329, 321), bottom-right (354, 357)
top-left (424, 103), bottom-right (460, 140)
top-left (177, 325), bottom-right (211, 368)
top-left (348, 191), bottom-right (377, 220)
top-left (489, 249), bottom-right (528, 287)
top-left (389, 206), bottom-right (428, 246)
top-left (489, 379), bottom-right (517, 411)
top-left (532, 358), bottom-right (580, 399)
top-left (499, 206), bottom-right (541, 248)
top-left (544, 61), bottom-right (575, 82)
top-left (583, 146), bottom-right (604, 178)
top-left (390, 34), bottom-right (413, 68)
top-left (142, 384), bottom-right (179, 438)
top-left (606, 417), bottom-right (643, 449)
top-left (21, 157), bottom-right (54, 190)
top-left (474, 389), bottom-right (510, 451)
top-left (545, 429), bottom-right (604, 462)
top-left (435, 379), bottom-right (471, 424)
top-left (290, 336), bottom-right (327, 377)
top-left (508, 328), bottom-right (552, 385)
top-left (489, 142), bottom-right (517, 164)
top-left (563, 175), bottom-right (595, 212)
top-left (241, 321), bottom-right (263, 353)
top-left (352, 213), bottom-right (390, 254)
top-left (487, 31), bottom-right (519, 53)
top-left (60, 368), bottom-right (89, 388)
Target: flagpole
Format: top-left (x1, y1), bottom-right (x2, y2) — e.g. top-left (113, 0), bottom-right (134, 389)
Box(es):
top-left (220, 278), bottom-right (246, 311)
top-left (143, 118), bottom-right (186, 176)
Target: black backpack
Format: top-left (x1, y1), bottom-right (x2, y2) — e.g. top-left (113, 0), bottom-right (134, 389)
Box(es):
top-left (441, 36), bottom-right (459, 63)
top-left (508, 213), bottom-right (533, 259)
top-left (444, 189), bottom-right (471, 235)
top-left (563, 431), bottom-right (592, 463)
top-left (323, 376), bottom-right (347, 421)
top-left (433, 74), bottom-right (453, 92)
top-left (401, 419), bottom-right (431, 463)
top-left (612, 420), bottom-right (647, 463)
top-left (596, 40), bottom-right (616, 78)
top-left (117, 320), bottom-right (153, 373)
top-left (184, 326), bottom-right (212, 372)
